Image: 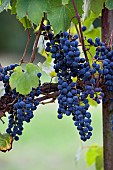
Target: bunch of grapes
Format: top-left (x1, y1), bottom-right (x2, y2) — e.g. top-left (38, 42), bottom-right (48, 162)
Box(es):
top-left (1, 24), bottom-right (113, 142)
top-left (0, 64), bottom-right (42, 141)
top-left (44, 26), bottom-right (108, 141)
top-left (88, 37), bottom-right (113, 95)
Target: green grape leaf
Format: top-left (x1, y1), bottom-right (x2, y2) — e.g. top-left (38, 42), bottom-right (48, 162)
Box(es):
top-left (82, 0), bottom-right (91, 20)
top-left (48, 0), bottom-right (83, 34)
top-left (9, 63), bottom-right (40, 95)
top-left (26, 63), bottom-right (40, 73)
top-left (16, 0), bottom-right (48, 25)
top-left (84, 27), bottom-right (101, 65)
top-left (87, 96), bottom-right (98, 107)
top-left (95, 155), bottom-right (103, 170)
top-left (11, 0), bottom-right (17, 14)
top-left (27, 0), bottom-right (48, 25)
top-left (105, 0), bottom-right (113, 9)
top-left (95, 147), bottom-right (103, 170)
top-left (90, 0), bottom-right (105, 16)
top-left (10, 71), bottom-right (23, 91)
top-left (62, 0), bottom-right (69, 5)
top-left (14, 65), bottom-right (23, 72)
top-left (68, 0), bottom-right (83, 21)
top-left (86, 144), bottom-right (99, 166)
top-left (9, 66), bottom-right (23, 89)
top-left (86, 145), bottom-right (103, 167)
top-left (20, 17), bottom-right (32, 29)
top-left (83, 0), bottom-right (105, 19)
top-left (0, 0), bottom-right (10, 13)
top-left (96, 147), bottom-right (103, 155)
top-left (38, 62), bottom-right (52, 77)
top-left (16, 0), bottom-right (83, 33)
top-left (16, 0), bottom-right (29, 19)
top-left (0, 133), bottom-right (13, 152)
top-left (16, 72), bottom-right (38, 95)
top-left (83, 12), bottom-right (98, 31)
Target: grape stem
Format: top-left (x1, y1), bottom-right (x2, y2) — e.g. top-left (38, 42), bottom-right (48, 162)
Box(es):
top-left (71, 0), bottom-right (89, 63)
top-left (29, 16), bottom-right (45, 63)
top-left (40, 82), bottom-right (58, 93)
top-left (69, 16), bottom-right (81, 42)
top-left (86, 48), bottom-right (93, 59)
top-left (40, 97), bottom-right (56, 105)
top-left (7, 97), bottom-right (18, 106)
top-left (0, 83), bottom-right (59, 115)
top-left (75, 24), bottom-right (81, 43)
top-left (0, 118), bottom-right (5, 124)
top-left (38, 91), bottom-right (59, 103)
top-left (20, 29), bottom-right (31, 64)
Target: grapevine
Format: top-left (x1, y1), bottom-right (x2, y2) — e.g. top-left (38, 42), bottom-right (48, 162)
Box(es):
top-left (0, 23), bottom-right (113, 143)
top-left (0, 1), bottom-right (113, 169)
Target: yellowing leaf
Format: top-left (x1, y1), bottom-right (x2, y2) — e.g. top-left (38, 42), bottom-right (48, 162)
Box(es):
top-left (72, 77), bottom-right (77, 82)
top-left (50, 71), bottom-right (57, 77)
top-left (87, 96), bottom-right (98, 107)
top-left (11, 0), bottom-right (17, 14)
top-left (0, 133), bottom-right (13, 152)
top-left (20, 17), bottom-right (32, 29)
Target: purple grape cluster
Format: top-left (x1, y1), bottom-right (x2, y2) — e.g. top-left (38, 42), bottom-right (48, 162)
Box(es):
top-left (0, 64), bottom-right (41, 141)
top-left (88, 37), bottom-right (113, 93)
top-left (44, 27), bottom-right (106, 141)
top-left (45, 31), bottom-right (95, 141)
top-left (0, 64), bottom-right (18, 94)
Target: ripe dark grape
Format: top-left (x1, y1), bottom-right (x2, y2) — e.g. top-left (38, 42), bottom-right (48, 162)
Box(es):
top-left (0, 63), bottom-right (42, 141)
top-left (6, 76), bottom-right (41, 140)
top-left (45, 30), bottom-right (97, 141)
top-left (43, 24), bottom-right (113, 141)
top-left (82, 26), bottom-right (87, 32)
top-left (2, 24), bottom-right (113, 143)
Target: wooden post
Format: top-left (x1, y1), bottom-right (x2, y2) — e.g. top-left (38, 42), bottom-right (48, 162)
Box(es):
top-left (102, 6), bottom-right (113, 170)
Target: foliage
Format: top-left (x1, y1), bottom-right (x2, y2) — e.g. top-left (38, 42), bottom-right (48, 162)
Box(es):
top-left (86, 144), bottom-right (103, 170)
top-left (9, 63), bottom-right (40, 95)
top-left (0, 133), bottom-right (13, 152)
top-left (0, 0), bottom-right (112, 34)
top-left (0, 0), bottom-right (10, 13)
top-left (0, 2), bottom-right (113, 170)
top-left (106, 0), bottom-right (113, 9)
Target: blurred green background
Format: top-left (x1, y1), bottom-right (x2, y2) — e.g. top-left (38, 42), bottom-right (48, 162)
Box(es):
top-left (0, 11), bottom-right (103, 170)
